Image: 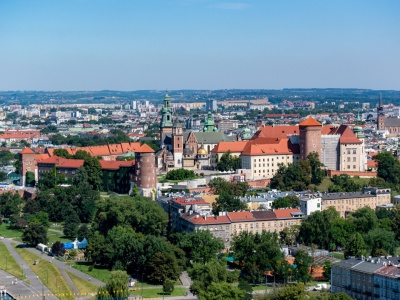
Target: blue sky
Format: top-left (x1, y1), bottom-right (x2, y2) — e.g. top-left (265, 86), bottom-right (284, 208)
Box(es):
top-left (0, 0), bottom-right (399, 91)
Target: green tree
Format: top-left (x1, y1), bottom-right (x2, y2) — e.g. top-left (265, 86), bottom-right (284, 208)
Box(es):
top-left (163, 279), bottom-right (174, 295)
top-left (364, 228), bottom-right (396, 256)
top-left (307, 152), bottom-right (326, 185)
top-left (146, 252), bottom-right (181, 283)
top-left (272, 195), bottom-right (300, 209)
top-left (344, 232), bottom-right (367, 259)
top-left (178, 230), bottom-right (224, 264)
top-left (231, 231), bottom-right (284, 284)
top-left (198, 282), bottom-right (245, 300)
top-left (22, 223), bottom-right (48, 246)
top-left (29, 212), bottom-right (50, 229)
top-left (212, 191), bottom-right (248, 215)
top-left (322, 261), bottom-right (332, 280)
top-left (51, 241), bottom-right (65, 257)
top-left (374, 151), bottom-right (400, 184)
top-left (216, 151), bottom-right (241, 171)
top-left (238, 279), bottom-right (253, 300)
top-left (25, 171), bottom-right (36, 186)
top-left (53, 149), bottom-right (71, 158)
top-left (0, 192), bottom-right (23, 218)
top-left (264, 283), bottom-right (308, 300)
top-left (348, 206), bottom-right (378, 233)
top-left (97, 270), bottom-right (129, 300)
top-left (63, 210), bottom-right (80, 237)
top-left (77, 224), bottom-right (89, 241)
top-left (294, 250), bottom-right (312, 283)
top-left (166, 169), bottom-right (196, 180)
top-left (0, 150), bottom-right (15, 166)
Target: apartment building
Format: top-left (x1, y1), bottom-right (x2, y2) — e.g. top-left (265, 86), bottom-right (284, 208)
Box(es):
top-left (331, 256), bottom-right (400, 300)
top-left (321, 187), bottom-right (391, 218)
top-left (178, 208), bottom-right (304, 247)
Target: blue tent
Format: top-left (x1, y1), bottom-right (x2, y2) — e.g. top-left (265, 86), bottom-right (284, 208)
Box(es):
top-left (63, 242), bottom-right (74, 249)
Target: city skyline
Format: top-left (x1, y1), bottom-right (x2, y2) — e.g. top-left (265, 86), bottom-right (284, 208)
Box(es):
top-left (1, 0), bottom-right (399, 91)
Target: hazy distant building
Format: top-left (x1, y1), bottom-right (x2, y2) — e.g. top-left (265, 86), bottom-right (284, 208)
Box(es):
top-left (131, 100), bottom-right (137, 110)
top-left (377, 95), bottom-right (400, 135)
top-left (206, 99), bottom-right (217, 112)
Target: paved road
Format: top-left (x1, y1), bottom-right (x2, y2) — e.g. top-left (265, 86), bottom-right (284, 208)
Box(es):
top-left (0, 242), bottom-right (58, 300)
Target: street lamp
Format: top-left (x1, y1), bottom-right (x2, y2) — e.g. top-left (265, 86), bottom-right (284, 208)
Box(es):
top-left (37, 276), bottom-right (45, 300)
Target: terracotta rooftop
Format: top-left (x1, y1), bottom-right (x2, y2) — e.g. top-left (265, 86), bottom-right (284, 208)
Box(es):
top-left (136, 144), bottom-right (155, 153)
top-left (299, 117), bottom-right (322, 127)
top-left (38, 156), bottom-right (84, 169)
top-left (227, 211), bottom-right (255, 222)
top-left (327, 125), bottom-right (362, 144)
top-left (185, 213), bottom-right (231, 224)
top-left (172, 197), bottom-right (210, 205)
top-left (273, 208), bottom-right (302, 219)
top-left (99, 160), bottom-right (135, 170)
top-left (241, 138), bottom-right (299, 156)
top-left (47, 142), bottom-right (142, 157)
top-left (211, 141), bottom-right (248, 153)
top-left (20, 147), bottom-right (35, 154)
top-left (253, 125), bottom-right (299, 139)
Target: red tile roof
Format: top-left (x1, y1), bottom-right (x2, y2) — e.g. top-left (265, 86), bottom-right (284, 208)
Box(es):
top-left (39, 156), bottom-right (84, 169)
top-left (186, 214), bottom-right (231, 224)
top-left (254, 126), bottom-right (299, 139)
top-left (327, 125), bottom-right (362, 144)
top-left (299, 117), bottom-right (322, 127)
top-left (99, 160), bottom-right (135, 170)
top-left (211, 141), bottom-right (248, 153)
top-left (273, 208), bottom-right (302, 219)
top-left (367, 160), bottom-right (377, 168)
top-left (20, 147), bottom-right (35, 154)
top-left (47, 142), bottom-right (142, 157)
top-left (136, 144), bottom-right (155, 153)
top-left (227, 211), bottom-right (255, 222)
top-left (241, 138), bottom-right (299, 156)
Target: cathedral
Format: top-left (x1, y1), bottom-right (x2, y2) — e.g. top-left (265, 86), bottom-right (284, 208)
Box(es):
top-left (156, 92), bottom-right (236, 171)
top-left (377, 95), bottom-right (400, 135)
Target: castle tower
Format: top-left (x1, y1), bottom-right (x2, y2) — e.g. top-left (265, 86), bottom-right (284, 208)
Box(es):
top-left (134, 144), bottom-right (157, 199)
top-left (172, 120), bottom-right (183, 167)
top-left (377, 94), bottom-right (385, 130)
top-left (255, 112), bottom-right (264, 129)
top-left (299, 117), bottom-right (322, 160)
top-left (159, 91), bottom-right (174, 149)
top-left (19, 147), bottom-right (37, 186)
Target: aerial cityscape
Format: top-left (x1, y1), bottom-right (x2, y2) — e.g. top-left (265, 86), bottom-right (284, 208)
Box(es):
top-left (1, 1), bottom-right (400, 300)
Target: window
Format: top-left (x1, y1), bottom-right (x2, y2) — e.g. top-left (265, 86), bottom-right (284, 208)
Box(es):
top-left (353, 165), bottom-right (356, 169)
top-left (347, 157), bottom-right (351, 162)
top-left (353, 157), bottom-right (356, 162)
top-left (317, 203), bottom-right (320, 208)
top-left (353, 149), bottom-right (356, 154)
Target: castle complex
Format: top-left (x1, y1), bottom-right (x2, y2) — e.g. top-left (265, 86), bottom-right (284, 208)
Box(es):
top-left (19, 142), bottom-right (157, 198)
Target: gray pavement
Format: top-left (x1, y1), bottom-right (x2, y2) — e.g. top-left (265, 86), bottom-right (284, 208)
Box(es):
top-left (0, 244), bottom-right (58, 300)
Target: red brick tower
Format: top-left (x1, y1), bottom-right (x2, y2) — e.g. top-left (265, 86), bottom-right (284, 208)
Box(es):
top-left (299, 117), bottom-right (322, 160)
top-left (134, 144), bottom-right (157, 199)
top-left (19, 147), bottom-right (37, 186)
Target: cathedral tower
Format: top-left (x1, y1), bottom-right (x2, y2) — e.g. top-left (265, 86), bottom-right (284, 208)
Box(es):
top-left (377, 94), bottom-right (385, 130)
top-left (172, 120), bottom-right (183, 167)
top-left (159, 91), bottom-right (174, 149)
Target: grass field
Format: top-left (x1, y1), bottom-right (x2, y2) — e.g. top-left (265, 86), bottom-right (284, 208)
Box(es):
top-left (69, 262), bottom-right (111, 283)
top-left (0, 242), bottom-right (24, 279)
top-left (14, 245), bottom-right (74, 300)
top-left (47, 231), bottom-right (71, 244)
top-left (131, 287), bottom-right (187, 298)
top-left (0, 223), bottom-right (23, 238)
top-left (330, 252), bottom-right (345, 260)
top-left (66, 270), bottom-right (98, 296)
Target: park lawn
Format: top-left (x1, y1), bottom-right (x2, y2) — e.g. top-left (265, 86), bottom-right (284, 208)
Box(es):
top-left (47, 231), bottom-right (71, 243)
top-left (131, 287), bottom-right (186, 298)
top-left (0, 242), bottom-right (24, 279)
top-left (66, 270), bottom-right (98, 296)
top-left (0, 223), bottom-right (23, 238)
top-left (70, 262), bottom-right (111, 283)
top-left (331, 252), bottom-right (345, 260)
top-left (252, 285), bottom-right (267, 291)
top-left (314, 178), bottom-right (333, 192)
top-left (14, 246), bottom-right (74, 300)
